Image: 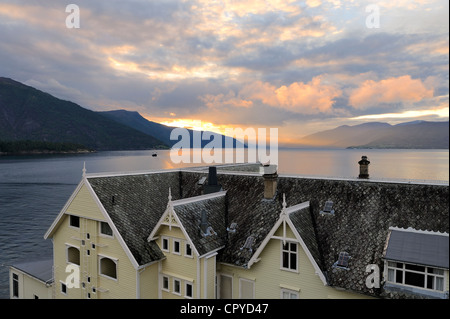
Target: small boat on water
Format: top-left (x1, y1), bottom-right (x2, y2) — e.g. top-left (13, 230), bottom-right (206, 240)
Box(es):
top-left (152, 152), bottom-right (157, 157)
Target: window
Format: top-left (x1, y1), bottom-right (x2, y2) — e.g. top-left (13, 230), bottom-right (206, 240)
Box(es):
top-left (281, 288), bottom-right (299, 299)
top-left (239, 278), bottom-right (255, 299)
top-left (70, 215), bottom-right (80, 228)
top-left (100, 221), bottom-right (113, 237)
top-left (281, 242), bottom-right (298, 271)
top-left (219, 275), bottom-right (232, 299)
top-left (61, 282), bottom-right (67, 295)
top-left (386, 261), bottom-right (445, 292)
top-left (173, 239), bottom-right (181, 255)
top-left (161, 237), bottom-right (169, 252)
top-left (67, 246), bottom-right (80, 265)
top-left (162, 276), bottom-right (169, 291)
top-left (12, 273), bottom-right (19, 298)
top-left (173, 279), bottom-right (181, 295)
top-left (185, 243), bottom-right (192, 257)
top-left (185, 282), bottom-right (193, 298)
top-left (99, 257), bottom-right (117, 280)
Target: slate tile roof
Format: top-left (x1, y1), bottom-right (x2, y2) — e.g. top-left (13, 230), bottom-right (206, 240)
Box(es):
top-left (88, 172), bottom-right (182, 265)
top-left (172, 193), bottom-right (228, 256)
top-left (85, 165), bottom-right (449, 298)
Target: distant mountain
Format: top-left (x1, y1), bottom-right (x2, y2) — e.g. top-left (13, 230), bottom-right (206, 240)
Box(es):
top-left (0, 77), bottom-right (168, 151)
top-left (100, 109), bottom-right (246, 148)
top-left (298, 121), bottom-right (449, 149)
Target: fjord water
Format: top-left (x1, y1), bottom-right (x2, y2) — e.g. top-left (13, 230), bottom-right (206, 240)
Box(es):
top-left (0, 148), bottom-right (448, 298)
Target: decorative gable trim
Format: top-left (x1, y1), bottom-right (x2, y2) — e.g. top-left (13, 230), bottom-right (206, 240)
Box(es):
top-left (247, 195), bottom-right (327, 285)
top-left (147, 188), bottom-right (201, 257)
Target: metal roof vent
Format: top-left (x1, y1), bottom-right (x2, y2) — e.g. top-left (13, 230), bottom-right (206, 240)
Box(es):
top-left (333, 251), bottom-right (351, 270)
top-left (320, 200), bottom-right (334, 215)
top-left (240, 236), bottom-right (255, 253)
top-left (198, 176), bottom-right (207, 185)
top-left (199, 210), bottom-right (216, 237)
top-left (227, 222), bottom-right (237, 233)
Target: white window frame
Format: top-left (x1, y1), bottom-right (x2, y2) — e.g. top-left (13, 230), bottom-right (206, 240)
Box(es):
top-left (60, 281), bottom-right (68, 295)
top-left (99, 221), bottom-right (114, 238)
top-left (185, 281), bottom-right (194, 299)
top-left (173, 278), bottom-right (181, 296)
top-left (161, 236), bottom-right (169, 252)
top-left (185, 242), bottom-right (193, 258)
top-left (98, 255), bottom-right (118, 281)
top-left (280, 241), bottom-right (298, 273)
top-left (66, 244), bottom-right (81, 266)
top-left (69, 215), bottom-right (80, 229)
top-left (386, 260), bottom-right (446, 293)
top-left (239, 278), bottom-right (255, 299)
top-left (173, 239), bottom-right (181, 255)
top-left (280, 288), bottom-right (299, 299)
top-left (219, 274), bottom-right (233, 299)
top-left (12, 273), bottom-right (19, 298)
top-left (162, 275), bottom-right (170, 292)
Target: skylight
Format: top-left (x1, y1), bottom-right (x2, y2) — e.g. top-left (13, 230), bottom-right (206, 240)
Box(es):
top-left (320, 200), bottom-right (335, 215)
top-left (333, 252), bottom-right (351, 270)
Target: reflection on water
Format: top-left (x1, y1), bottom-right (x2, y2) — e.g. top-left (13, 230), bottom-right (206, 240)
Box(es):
top-left (0, 148), bottom-right (448, 298)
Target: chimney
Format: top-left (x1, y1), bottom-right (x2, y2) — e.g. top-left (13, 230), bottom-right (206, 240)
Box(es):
top-left (204, 166), bottom-right (222, 194)
top-left (262, 164), bottom-right (278, 200)
top-left (358, 156), bottom-right (370, 179)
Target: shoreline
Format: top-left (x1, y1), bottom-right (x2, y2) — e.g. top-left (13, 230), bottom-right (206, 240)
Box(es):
top-left (0, 149), bottom-right (96, 156)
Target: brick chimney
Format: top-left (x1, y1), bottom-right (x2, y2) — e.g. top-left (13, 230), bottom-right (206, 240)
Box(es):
top-left (262, 164), bottom-right (278, 199)
top-left (358, 156), bottom-right (370, 179)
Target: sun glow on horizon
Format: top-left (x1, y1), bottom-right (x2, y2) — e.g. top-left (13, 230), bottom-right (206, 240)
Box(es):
top-left (350, 106), bottom-right (449, 121)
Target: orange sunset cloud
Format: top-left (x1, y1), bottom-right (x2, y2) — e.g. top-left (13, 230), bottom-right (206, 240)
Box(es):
top-left (349, 75), bottom-right (434, 109)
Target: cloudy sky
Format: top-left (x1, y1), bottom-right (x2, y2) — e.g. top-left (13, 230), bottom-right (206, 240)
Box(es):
top-left (0, 0), bottom-right (448, 146)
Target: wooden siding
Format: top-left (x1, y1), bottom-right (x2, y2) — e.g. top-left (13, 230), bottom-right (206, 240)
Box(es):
top-left (9, 268), bottom-right (52, 299)
top-left (52, 185), bottom-right (137, 299)
top-left (157, 225), bottom-right (197, 299)
top-left (218, 221), bottom-right (372, 299)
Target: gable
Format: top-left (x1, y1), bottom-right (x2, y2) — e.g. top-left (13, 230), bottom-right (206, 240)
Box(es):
top-left (66, 183), bottom-right (105, 221)
top-left (148, 191), bottom-right (227, 258)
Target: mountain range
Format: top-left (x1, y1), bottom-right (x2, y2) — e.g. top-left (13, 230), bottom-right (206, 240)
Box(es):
top-left (0, 77), bottom-right (448, 152)
top-left (0, 77), bottom-right (166, 151)
top-left (297, 121), bottom-right (449, 149)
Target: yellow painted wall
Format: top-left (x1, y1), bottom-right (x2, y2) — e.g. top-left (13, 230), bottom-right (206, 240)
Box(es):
top-left (217, 221), bottom-right (372, 299)
top-left (51, 182), bottom-right (138, 299)
top-left (9, 268), bottom-right (52, 299)
top-left (157, 225), bottom-right (197, 299)
top-left (139, 263), bottom-right (159, 299)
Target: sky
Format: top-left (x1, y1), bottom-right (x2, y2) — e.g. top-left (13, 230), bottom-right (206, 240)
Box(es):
top-left (0, 0), bottom-right (448, 146)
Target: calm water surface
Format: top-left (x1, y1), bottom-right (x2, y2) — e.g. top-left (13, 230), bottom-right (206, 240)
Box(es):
top-left (0, 148), bottom-right (448, 298)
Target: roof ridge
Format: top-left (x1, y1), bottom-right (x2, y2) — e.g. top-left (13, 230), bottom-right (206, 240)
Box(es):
top-left (172, 190), bottom-right (227, 206)
top-left (389, 226), bottom-right (449, 236)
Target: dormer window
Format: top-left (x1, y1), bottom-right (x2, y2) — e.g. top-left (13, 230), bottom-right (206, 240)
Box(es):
top-left (386, 261), bottom-right (445, 292)
top-left (383, 227), bottom-right (449, 299)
